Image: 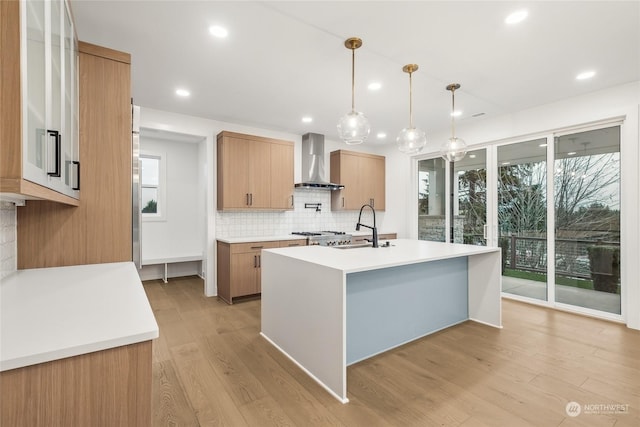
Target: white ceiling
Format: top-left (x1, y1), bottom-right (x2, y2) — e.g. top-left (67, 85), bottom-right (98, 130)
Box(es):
top-left (71, 1), bottom-right (639, 147)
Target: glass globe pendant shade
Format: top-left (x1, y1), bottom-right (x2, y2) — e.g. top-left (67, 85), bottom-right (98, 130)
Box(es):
top-left (440, 136), bottom-right (468, 162)
top-left (337, 110), bottom-right (370, 145)
top-left (396, 127), bottom-right (427, 155)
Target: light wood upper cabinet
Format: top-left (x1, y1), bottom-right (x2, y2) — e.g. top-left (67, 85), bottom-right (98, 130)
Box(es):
top-left (270, 141), bottom-right (294, 210)
top-left (330, 150), bottom-right (386, 211)
top-left (17, 42), bottom-right (132, 268)
top-left (217, 131), bottom-right (294, 211)
top-left (0, 0), bottom-right (80, 205)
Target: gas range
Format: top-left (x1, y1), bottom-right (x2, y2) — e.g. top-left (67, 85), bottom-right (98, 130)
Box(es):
top-left (291, 231), bottom-right (352, 246)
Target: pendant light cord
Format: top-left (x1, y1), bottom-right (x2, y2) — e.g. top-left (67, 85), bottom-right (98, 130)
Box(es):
top-left (351, 47), bottom-right (356, 112)
top-left (450, 88), bottom-right (456, 138)
top-left (409, 71), bottom-right (414, 128)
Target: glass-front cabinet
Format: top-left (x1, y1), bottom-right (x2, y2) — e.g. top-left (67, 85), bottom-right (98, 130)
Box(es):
top-left (21, 0), bottom-right (79, 199)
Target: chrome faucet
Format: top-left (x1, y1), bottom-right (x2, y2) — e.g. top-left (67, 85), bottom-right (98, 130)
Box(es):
top-left (356, 204), bottom-right (378, 248)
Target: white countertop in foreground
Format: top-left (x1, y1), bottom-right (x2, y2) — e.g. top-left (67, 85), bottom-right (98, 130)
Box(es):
top-left (1, 262), bottom-right (159, 372)
top-left (263, 239), bottom-right (500, 274)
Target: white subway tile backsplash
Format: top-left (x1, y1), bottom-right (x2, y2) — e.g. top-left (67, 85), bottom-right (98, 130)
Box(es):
top-left (0, 202), bottom-right (17, 279)
top-left (216, 189), bottom-right (385, 238)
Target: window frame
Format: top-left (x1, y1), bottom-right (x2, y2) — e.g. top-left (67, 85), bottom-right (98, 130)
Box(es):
top-left (140, 151), bottom-right (166, 222)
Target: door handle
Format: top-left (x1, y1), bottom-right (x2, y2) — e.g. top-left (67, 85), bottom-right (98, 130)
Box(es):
top-left (291, 195), bottom-right (294, 207)
top-left (47, 130), bottom-right (61, 177)
top-left (250, 193), bottom-right (253, 206)
top-left (253, 255), bottom-right (257, 268)
top-left (246, 193), bottom-right (250, 206)
top-left (342, 197), bottom-right (345, 208)
top-left (72, 161), bottom-right (80, 190)
top-left (257, 255), bottom-right (261, 268)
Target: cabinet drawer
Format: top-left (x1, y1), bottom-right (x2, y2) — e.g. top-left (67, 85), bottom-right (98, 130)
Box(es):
top-left (279, 239), bottom-right (307, 247)
top-left (230, 241), bottom-right (280, 254)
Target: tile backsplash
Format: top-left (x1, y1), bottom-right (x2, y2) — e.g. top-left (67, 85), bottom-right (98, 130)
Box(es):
top-left (0, 202), bottom-right (17, 279)
top-left (216, 189), bottom-right (384, 238)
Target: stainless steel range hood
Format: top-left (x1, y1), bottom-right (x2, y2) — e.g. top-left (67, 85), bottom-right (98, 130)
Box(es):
top-left (295, 133), bottom-right (344, 190)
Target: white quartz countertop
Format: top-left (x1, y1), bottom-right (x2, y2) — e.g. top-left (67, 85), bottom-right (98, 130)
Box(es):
top-left (217, 235), bottom-right (307, 244)
top-left (0, 262), bottom-right (159, 372)
top-left (263, 239), bottom-right (500, 274)
top-left (217, 231), bottom-right (396, 244)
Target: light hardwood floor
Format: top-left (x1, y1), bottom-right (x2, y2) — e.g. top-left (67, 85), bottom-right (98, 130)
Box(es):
top-left (144, 276), bottom-right (639, 427)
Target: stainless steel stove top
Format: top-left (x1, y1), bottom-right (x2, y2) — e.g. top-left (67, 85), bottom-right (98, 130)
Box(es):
top-left (291, 231), bottom-right (352, 246)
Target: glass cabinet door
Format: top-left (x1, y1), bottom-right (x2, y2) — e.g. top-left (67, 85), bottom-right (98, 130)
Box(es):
top-left (24, 0), bottom-right (47, 183)
top-left (63, 1), bottom-right (78, 192)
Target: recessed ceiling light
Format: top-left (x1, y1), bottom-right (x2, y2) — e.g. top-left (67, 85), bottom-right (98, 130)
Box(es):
top-left (175, 88), bottom-right (190, 97)
top-left (505, 10), bottom-right (528, 25)
top-left (209, 25), bottom-right (228, 38)
top-left (301, 116), bottom-right (313, 123)
top-left (501, 161), bottom-right (511, 165)
top-left (567, 151), bottom-right (576, 156)
top-left (469, 154), bottom-right (477, 159)
top-left (539, 143), bottom-right (547, 147)
top-left (376, 132), bottom-right (387, 139)
top-left (368, 82), bottom-right (382, 91)
top-left (576, 70), bottom-right (596, 80)
top-left (451, 110), bottom-right (462, 117)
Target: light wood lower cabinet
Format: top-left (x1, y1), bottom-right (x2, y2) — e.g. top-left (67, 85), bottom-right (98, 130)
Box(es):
top-left (0, 341), bottom-right (152, 427)
top-left (217, 239), bottom-right (306, 304)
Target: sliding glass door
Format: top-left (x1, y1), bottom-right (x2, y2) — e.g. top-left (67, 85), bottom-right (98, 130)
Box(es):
top-left (553, 127), bottom-right (621, 314)
top-left (454, 149), bottom-right (488, 245)
top-left (417, 124), bottom-right (622, 317)
top-left (497, 138), bottom-right (548, 301)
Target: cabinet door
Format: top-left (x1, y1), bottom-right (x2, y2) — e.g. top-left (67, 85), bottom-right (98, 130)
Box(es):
top-left (23, 0), bottom-right (48, 185)
top-left (270, 141), bottom-right (294, 209)
top-left (62, 2), bottom-right (78, 193)
top-left (369, 156), bottom-right (385, 210)
top-left (219, 136), bottom-right (251, 208)
top-left (248, 139), bottom-right (271, 208)
top-left (336, 152), bottom-right (362, 210)
top-left (231, 252), bottom-right (259, 297)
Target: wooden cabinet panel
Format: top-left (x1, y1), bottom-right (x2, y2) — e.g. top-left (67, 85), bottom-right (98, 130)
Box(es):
top-left (231, 252), bottom-right (259, 297)
top-left (217, 240), bottom-right (281, 304)
top-left (330, 150), bottom-right (386, 211)
top-left (217, 131), bottom-right (293, 211)
top-left (0, 341), bottom-right (152, 427)
top-left (248, 139), bottom-right (271, 208)
top-left (270, 142), bottom-right (294, 209)
top-left (218, 136), bottom-right (251, 209)
top-left (17, 42), bottom-right (131, 268)
top-left (369, 156), bottom-right (386, 210)
top-left (278, 239), bottom-right (307, 247)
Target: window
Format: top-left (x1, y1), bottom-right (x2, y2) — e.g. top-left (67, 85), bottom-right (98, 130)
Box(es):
top-left (140, 153), bottom-right (165, 220)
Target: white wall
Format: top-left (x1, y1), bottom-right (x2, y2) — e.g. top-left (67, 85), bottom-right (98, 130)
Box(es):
top-left (407, 81), bottom-right (640, 329)
top-left (138, 135), bottom-right (205, 281)
top-left (0, 202), bottom-right (17, 279)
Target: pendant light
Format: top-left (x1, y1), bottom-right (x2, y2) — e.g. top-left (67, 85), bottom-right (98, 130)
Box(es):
top-left (440, 83), bottom-right (468, 162)
top-left (396, 64), bottom-right (427, 155)
top-left (337, 37), bottom-right (370, 145)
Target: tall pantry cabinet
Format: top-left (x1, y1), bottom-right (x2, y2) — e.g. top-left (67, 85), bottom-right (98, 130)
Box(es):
top-left (17, 41), bottom-right (132, 268)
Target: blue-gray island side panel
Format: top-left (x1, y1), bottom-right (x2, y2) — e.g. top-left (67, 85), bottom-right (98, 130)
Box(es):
top-left (346, 257), bottom-right (468, 365)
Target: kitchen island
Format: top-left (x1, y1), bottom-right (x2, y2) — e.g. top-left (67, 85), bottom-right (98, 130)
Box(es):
top-left (260, 239), bottom-right (501, 403)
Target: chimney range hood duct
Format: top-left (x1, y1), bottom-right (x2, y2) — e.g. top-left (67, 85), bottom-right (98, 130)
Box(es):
top-left (295, 133), bottom-right (344, 190)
